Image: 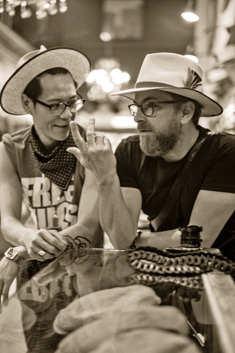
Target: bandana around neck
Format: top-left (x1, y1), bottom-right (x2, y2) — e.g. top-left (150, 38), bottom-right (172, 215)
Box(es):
top-left (29, 126), bottom-right (76, 190)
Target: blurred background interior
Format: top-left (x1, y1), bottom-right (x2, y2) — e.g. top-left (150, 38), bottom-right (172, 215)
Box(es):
top-left (0, 0), bottom-right (234, 252)
top-left (0, 0), bottom-right (235, 145)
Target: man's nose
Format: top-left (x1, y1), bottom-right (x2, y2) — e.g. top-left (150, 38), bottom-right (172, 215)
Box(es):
top-left (59, 106), bottom-right (73, 120)
top-left (133, 110), bottom-right (145, 123)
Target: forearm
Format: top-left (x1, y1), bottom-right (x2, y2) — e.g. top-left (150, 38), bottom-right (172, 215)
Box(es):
top-left (68, 120), bottom-right (140, 249)
top-left (1, 216), bottom-right (36, 248)
top-left (60, 222), bottom-right (103, 249)
top-left (98, 175), bottom-right (137, 249)
top-left (59, 170), bottom-right (104, 249)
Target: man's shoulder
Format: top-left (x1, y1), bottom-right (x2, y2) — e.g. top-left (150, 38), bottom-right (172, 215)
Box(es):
top-left (120, 134), bottom-right (140, 145)
top-left (196, 128), bottom-right (235, 170)
top-left (2, 126), bottom-right (32, 145)
top-left (216, 131), bottom-right (235, 141)
top-left (198, 125), bottom-right (235, 150)
top-left (116, 134), bottom-right (140, 154)
top-left (207, 130), bottom-right (235, 149)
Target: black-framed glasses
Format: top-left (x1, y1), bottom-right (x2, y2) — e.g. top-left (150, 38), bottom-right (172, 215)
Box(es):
top-left (128, 100), bottom-right (178, 118)
top-left (33, 94), bottom-right (86, 116)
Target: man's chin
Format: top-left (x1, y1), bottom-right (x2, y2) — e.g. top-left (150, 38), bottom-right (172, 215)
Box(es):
top-left (139, 144), bottom-right (162, 158)
top-left (139, 136), bottom-right (160, 157)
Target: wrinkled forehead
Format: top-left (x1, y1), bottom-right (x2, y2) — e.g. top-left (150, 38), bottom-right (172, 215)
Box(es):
top-left (134, 89), bottom-right (173, 103)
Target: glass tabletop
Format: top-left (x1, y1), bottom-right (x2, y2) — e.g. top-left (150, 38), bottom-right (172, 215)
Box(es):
top-left (0, 247), bottom-right (234, 353)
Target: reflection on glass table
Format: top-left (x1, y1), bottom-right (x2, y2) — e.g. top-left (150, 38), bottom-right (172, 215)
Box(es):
top-left (0, 247), bottom-right (234, 353)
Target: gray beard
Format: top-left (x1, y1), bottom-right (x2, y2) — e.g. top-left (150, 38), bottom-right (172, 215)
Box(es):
top-left (139, 131), bottom-right (181, 157)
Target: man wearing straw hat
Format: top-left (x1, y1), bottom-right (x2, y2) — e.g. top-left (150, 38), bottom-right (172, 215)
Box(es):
top-left (0, 46), bottom-right (102, 351)
top-left (69, 52), bottom-right (235, 260)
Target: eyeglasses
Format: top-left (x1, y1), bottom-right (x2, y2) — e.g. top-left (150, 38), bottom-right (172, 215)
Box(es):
top-left (128, 100), bottom-right (178, 118)
top-left (33, 94), bottom-right (86, 116)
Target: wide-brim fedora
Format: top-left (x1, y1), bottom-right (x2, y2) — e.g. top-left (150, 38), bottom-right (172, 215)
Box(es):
top-left (0, 46), bottom-right (91, 115)
top-left (111, 53), bottom-right (223, 117)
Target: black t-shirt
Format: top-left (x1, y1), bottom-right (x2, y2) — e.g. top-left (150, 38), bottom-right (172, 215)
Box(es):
top-left (115, 126), bottom-right (235, 260)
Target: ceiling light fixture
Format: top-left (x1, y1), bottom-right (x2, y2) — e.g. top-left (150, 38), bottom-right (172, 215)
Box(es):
top-left (0, 0), bottom-right (68, 20)
top-left (85, 57), bottom-right (131, 102)
top-left (181, 0), bottom-right (199, 23)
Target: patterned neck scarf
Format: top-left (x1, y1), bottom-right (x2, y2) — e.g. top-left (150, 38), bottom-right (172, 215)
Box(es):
top-left (30, 126), bottom-right (76, 190)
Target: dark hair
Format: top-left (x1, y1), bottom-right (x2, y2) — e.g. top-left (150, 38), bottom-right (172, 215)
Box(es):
top-left (168, 92), bottom-right (202, 126)
top-left (24, 68), bottom-right (78, 100)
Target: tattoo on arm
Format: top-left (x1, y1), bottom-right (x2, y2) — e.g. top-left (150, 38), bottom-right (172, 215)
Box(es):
top-left (61, 234), bottom-right (91, 265)
top-left (63, 234), bottom-right (91, 249)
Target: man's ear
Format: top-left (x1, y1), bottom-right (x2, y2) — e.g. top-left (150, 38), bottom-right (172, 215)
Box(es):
top-left (181, 101), bottom-right (195, 125)
top-left (22, 94), bottom-right (33, 114)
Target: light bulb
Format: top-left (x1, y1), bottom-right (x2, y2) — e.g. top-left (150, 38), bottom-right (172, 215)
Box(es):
top-left (181, 0), bottom-right (199, 22)
top-left (181, 11), bottom-right (199, 22)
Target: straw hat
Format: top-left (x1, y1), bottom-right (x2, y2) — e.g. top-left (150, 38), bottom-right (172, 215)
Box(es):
top-left (0, 45), bottom-right (91, 115)
top-left (111, 53), bottom-right (223, 117)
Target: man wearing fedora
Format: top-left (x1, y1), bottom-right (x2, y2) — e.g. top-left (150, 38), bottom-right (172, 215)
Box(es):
top-left (0, 46), bottom-right (103, 350)
top-left (69, 52), bottom-right (235, 261)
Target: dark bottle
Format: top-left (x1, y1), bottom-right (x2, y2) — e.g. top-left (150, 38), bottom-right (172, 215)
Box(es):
top-left (179, 225), bottom-right (202, 249)
top-left (166, 225), bottom-right (221, 255)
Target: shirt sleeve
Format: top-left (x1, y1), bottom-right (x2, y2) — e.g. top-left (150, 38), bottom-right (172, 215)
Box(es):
top-left (201, 133), bottom-right (235, 193)
top-left (115, 138), bottom-right (139, 189)
top-left (1, 133), bottom-right (18, 171)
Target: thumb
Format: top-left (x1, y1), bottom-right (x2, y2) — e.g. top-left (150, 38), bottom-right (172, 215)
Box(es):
top-left (67, 147), bottom-right (82, 161)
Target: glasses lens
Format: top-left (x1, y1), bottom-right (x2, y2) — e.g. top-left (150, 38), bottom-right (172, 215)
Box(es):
top-left (128, 104), bottom-right (138, 117)
top-left (142, 102), bottom-right (155, 117)
top-left (70, 99), bottom-right (84, 112)
top-left (50, 103), bottom-right (64, 115)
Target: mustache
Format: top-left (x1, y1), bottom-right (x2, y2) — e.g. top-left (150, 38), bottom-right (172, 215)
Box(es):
top-left (137, 122), bottom-right (151, 130)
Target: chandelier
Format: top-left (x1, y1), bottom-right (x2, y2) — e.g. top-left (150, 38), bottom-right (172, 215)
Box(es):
top-left (85, 57), bottom-right (130, 102)
top-left (0, 0), bottom-right (68, 20)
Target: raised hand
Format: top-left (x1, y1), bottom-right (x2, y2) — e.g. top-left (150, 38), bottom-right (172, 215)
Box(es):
top-left (68, 119), bottom-right (117, 185)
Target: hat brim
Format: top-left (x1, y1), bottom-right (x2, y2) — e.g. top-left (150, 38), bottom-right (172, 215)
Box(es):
top-left (0, 47), bottom-right (91, 115)
top-left (111, 86), bottom-right (223, 117)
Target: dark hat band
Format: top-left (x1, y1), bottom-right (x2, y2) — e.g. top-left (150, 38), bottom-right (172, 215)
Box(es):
top-left (135, 81), bottom-right (175, 89)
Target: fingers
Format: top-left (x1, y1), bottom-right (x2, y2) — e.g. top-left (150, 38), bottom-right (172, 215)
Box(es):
top-left (32, 250), bottom-right (55, 261)
top-left (0, 277), bottom-right (15, 312)
top-left (67, 147), bottom-right (83, 161)
top-left (0, 257), bottom-right (20, 312)
top-left (0, 281), bottom-right (3, 313)
top-left (70, 118), bottom-right (109, 150)
top-left (48, 229), bottom-right (69, 248)
top-left (71, 117), bottom-right (97, 147)
top-left (1, 281), bottom-right (11, 307)
top-left (70, 121), bottom-right (87, 155)
top-left (95, 134), bottom-right (105, 145)
top-left (29, 229), bottom-right (67, 260)
top-left (41, 229), bottom-right (67, 251)
top-left (103, 136), bottom-right (112, 150)
top-left (86, 118), bottom-right (96, 147)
